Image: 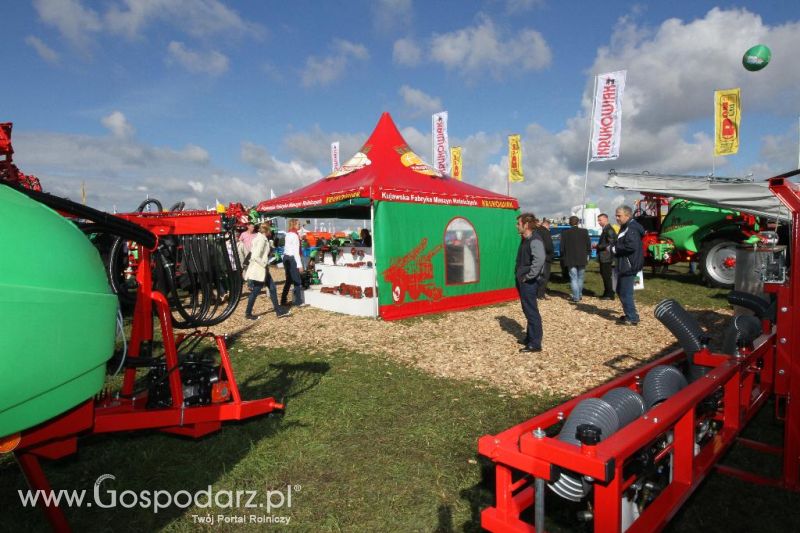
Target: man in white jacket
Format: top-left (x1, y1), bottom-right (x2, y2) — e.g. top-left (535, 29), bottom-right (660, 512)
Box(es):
top-left (244, 223), bottom-right (290, 320)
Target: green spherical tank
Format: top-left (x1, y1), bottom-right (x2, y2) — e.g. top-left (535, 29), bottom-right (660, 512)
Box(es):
top-left (742, 44), bottom-right (771, 72)
top-left (0, 186), bottom-right (117, 437)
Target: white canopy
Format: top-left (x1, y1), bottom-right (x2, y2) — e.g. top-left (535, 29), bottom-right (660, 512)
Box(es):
top-left (604, 171), bottom-right (791, 222)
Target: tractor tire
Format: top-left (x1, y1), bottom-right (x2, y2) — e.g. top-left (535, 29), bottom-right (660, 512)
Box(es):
top-left (698, 238), bottom-right (738, 288)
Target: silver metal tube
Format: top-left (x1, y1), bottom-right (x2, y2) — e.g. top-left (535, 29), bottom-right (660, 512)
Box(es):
top-left (535, 476), bottom-right (545, 532)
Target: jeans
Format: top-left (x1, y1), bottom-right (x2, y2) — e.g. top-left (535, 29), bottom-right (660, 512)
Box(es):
top-left (281, 256), bottom-right (305, 305)
top-left (568, 266), bottom-right (585, 301)
top-left (517, 278), bottom-right (543, 349)
top-left (616, 273), bottom-right (639, 323)
top-left (245, 270), bottom-right (283, 317)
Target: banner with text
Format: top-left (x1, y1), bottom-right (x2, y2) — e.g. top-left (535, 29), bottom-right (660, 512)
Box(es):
top-left (432, 112), bottom-right (450, 175)
top-left (508, 134), bottom-right (524, 183)
top-left (714, 88), bottom-right (741, 156)
top-left (331, 141), bottom-right (340, 171)
top-left (590, 70), bottom-right (627, 162)
top-left (450, 146), bottom-right (462, 180)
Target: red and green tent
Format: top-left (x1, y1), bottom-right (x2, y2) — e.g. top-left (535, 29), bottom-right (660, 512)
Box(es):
top-left (257, 112), bottom-right (521, 320)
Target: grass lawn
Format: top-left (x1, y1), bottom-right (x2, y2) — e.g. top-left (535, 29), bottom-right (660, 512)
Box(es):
top-left (2, 262), bottom-right (798, 532)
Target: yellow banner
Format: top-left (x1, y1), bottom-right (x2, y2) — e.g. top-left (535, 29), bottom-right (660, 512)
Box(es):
top-left (714, 88), bottom-right (740, 156)
top-left (450, 146), bottom-right (462, 181)
top-left (508, 134), bottom-right (524, 183)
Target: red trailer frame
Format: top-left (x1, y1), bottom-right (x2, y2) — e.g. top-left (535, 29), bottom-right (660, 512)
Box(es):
top-left (7, 210), bottom-right (283, 532)
top-left (479, 170), bottom-right (800, 532)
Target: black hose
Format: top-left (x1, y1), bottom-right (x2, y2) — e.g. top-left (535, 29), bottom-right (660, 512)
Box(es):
top-left (168, 201), bottom-right (186, 212)
top-left (1, 181), bottom-right (156, 249)
top-left (137, 198), bottom-right (163, 212)
top-left (721, 315), bottom-right (763, 355)
top-left (727, 291), bottom-right (776, 322)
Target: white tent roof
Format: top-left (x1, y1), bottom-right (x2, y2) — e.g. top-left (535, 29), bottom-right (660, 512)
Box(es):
top-left (604, 171), bottom-right (791, 221)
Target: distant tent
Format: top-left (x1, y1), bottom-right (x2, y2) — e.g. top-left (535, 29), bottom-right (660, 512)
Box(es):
top-left (258, 112), bottom-right (521, 320)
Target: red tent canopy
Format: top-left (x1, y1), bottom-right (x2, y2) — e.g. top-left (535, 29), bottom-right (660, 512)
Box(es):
top-left (257, 113), bottom-right (518, 216)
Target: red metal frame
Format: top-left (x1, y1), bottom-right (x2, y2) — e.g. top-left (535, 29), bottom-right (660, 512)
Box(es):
top-left (9, 210), bottom-right (283, 531)
top-left (479, 170), bottom-right (800, 532)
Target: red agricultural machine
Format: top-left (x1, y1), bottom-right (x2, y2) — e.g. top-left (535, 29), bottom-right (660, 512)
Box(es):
top-left (1, 124), bottom-right (283, 531)
top-left (479, 169), bottom-right (800, 532)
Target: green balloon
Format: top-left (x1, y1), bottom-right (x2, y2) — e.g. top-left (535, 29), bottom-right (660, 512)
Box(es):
top-left (742, 44), bottom-right (771, 72)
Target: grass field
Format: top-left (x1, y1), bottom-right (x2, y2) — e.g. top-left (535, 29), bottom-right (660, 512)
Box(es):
top-left (2, 263), bottom-right (798, 532)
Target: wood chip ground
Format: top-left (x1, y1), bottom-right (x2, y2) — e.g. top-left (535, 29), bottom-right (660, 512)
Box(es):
top-left (217, 270), bottom-right (732, 398)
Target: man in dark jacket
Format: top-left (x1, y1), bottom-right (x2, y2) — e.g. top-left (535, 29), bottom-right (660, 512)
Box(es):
top-left (595, 213), bottom-right (617, 300)
top-left (612, 205), bottom-right (645, 325)
top-left (560, 216), bottom-right (591, 302)
top-left (534, 218), bottom-right (554, 299)
top-left (515, 213), bottom-right (546, 353)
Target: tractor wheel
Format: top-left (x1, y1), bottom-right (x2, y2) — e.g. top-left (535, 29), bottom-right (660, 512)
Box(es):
top-left (699, 238), bottom-right (738, 288)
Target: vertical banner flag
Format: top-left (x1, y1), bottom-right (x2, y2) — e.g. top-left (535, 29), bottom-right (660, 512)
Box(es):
top-left (508, 134), bottom-right (524, 183)
top-left (331, 141), bottom-right (340, 171)
top-left (590, 70), bottom-right (627, 162)
top-left (432, 111), bottom-right (450, 174)
top-left (714, 88), bottom-right (741, 156)
top-left (450, 146), bottom-right (463, 180)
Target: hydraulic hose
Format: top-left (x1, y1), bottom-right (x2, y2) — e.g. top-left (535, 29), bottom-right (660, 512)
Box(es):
top-left (137, 198), bottom-right (163, 212)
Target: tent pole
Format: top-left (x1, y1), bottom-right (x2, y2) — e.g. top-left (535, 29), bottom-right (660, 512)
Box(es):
top-left (370, 199), bottom-right (378, 319)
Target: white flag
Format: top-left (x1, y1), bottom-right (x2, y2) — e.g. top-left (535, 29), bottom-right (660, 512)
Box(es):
top-left (432, 111), bottom-right (450, 174)
top-left (270, 189), bottom-right (276, 199)
top-left (331, 141), bottom-right (340, 171)
top-left (590, 70), bottom-right (626, 162)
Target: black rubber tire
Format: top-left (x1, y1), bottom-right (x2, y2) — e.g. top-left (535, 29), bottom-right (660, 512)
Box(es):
top-left (698, 238), bottom-right (738, 288)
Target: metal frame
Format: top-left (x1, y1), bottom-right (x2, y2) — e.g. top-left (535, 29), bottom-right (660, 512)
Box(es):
top-left (9, 210), bottom-right (283, 532)
top-left (479, 169), bottom-right (800, 532)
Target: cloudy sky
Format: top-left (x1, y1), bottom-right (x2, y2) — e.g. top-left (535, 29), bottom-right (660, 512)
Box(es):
top-left (4, 0), bottom-right (800, 216)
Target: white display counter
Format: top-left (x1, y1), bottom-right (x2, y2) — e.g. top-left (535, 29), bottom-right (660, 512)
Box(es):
top-left (303, 246), bottom-right (378, 317)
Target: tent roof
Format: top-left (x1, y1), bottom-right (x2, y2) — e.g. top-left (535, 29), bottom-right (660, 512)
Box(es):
top-left (257, 112), bottom-right (518, 215)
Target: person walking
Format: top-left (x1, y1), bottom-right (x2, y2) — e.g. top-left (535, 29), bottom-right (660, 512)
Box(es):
top-left (612, 205), bottom-right (645, 325)
top-left (515, 213), bottom-right (546, 353)
top-left (596, 213), bottom-right (617, 300)
top-left (534, 218), bottom-right (554, 299)
top-left (280, 218), bottom-right (306, 307)
top-left (560, 216), bottom-right (591, 303)
top-left (244, 223), bottom-right (290, 320)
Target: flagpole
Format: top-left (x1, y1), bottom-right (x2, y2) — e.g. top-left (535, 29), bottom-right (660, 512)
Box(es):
top-left (581, 74), bottom-right (599, 224)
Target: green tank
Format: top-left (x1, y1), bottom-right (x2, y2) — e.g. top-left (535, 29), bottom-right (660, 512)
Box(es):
top-left (0, 186), bottom-right (116, 437)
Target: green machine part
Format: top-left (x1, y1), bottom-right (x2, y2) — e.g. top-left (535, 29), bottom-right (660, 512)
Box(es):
top-left (0, 186), bottom-right (117, 437)
top-left (659, 200), bottom-right (741, 253)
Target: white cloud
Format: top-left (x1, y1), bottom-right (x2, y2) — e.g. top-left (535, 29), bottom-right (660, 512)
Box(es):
top-left (282, 125), bottom-right (367, 171)
top-left (431, 15), bottom-right (551, 78)
top-left (593, 8), bottom-right (800, 132)
top-left (32, 0), bottom-right (263, 55)
top-left (32, 0), bottom-right (101, 52)
top-left (505, 0), bottom-right (545, 13)
top-left (166, 41), bottom-right (229, 75)
top-left (101, 111), bottom-right (135, 139)
top-left (372, 0), bottom-right (413, 34)
top-left (104, 0), bottom-right (264, 40)
top-left (241, 142), bottom-right (323, 194)
top-left (25, 35), bottom-right (59, 63)
top-left (393, 37), bottom-right (422, 66)
top-left (399, 85), bottom-right (442, 117)
top-left (301, 39), bottom-right (370, 87)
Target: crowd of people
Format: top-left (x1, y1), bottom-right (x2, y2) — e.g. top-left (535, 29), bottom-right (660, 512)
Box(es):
top-left (514, 206), bottom-right (646, 353)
